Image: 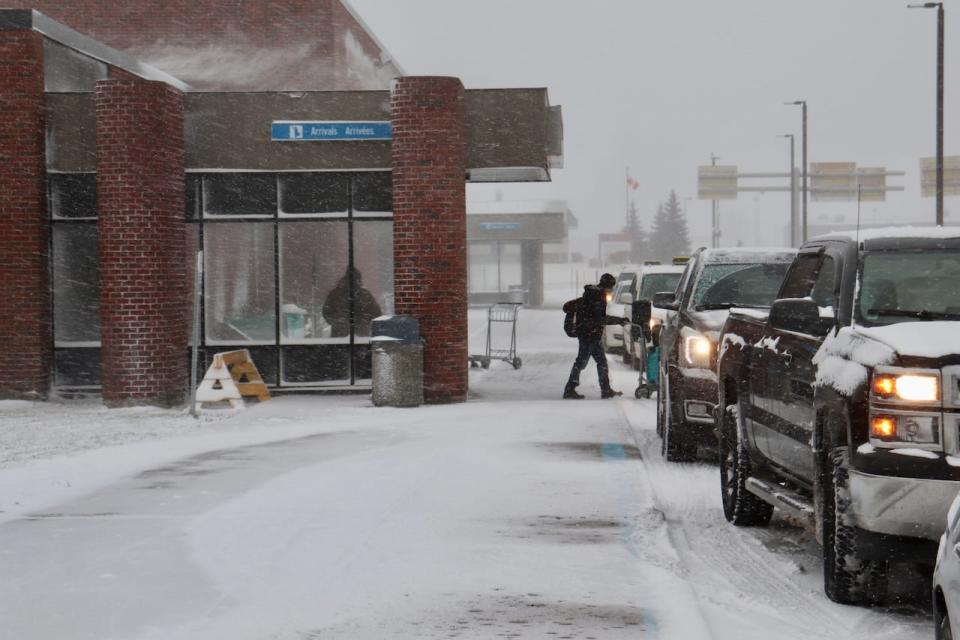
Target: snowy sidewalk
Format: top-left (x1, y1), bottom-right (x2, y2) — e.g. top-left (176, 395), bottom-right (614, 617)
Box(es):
top-left (0, 309), bottom-right (936, 638)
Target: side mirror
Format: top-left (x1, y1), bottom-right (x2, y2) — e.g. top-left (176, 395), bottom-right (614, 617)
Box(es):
top-left (769, 298), bottom-right (832, 336)
top-left (621, 292), bottom-right (634, 306)
top-left (652, 291), bottom-right (678, 311)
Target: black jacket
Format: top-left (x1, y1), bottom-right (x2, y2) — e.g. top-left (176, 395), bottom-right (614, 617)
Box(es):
top-left (563, 285), bottom-right (623, 342)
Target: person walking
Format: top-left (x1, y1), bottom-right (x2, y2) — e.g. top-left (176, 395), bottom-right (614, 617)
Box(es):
top-left (563, 273), bottom-right (629, 399)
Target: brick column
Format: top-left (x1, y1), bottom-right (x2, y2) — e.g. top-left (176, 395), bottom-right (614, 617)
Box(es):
top-left (0, 30), bottom-right (51, 399)
top-left (95, 78), bottom-right (187, 407)
top-left (391, 77), bottom-right (468, 404)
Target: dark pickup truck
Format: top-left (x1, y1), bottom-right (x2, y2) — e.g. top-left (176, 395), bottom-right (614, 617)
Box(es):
top-left (716, 229), bottom-right (960, 605)
top-left (653, 247), bottom-right (796, 461)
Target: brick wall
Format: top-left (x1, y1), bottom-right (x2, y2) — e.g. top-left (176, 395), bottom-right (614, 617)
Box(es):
top-left (4, 1), bottom-right (393, 90)
top-left (391, 77), bottom-right (468, 404)
top-left (0, 30), bottom-right (51, 399)
top-left (95, 78), bottom-right (188, 407)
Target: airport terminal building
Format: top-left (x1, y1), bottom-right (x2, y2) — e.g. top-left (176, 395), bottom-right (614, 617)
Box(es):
top-left (0, 2), bottom-right (563, 405)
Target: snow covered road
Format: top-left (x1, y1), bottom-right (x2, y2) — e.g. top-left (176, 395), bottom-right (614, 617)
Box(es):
top-left (0, 309), bottom-right (936, 638)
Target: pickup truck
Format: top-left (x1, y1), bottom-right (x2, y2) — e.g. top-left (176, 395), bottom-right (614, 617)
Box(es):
top-left (654, 247), bottom-right (796, 461)
top-left (716, 228), bottom-right (960, 605)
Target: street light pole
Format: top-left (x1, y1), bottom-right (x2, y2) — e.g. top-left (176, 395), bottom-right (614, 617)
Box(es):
top-left (710, 153), bottom-right (720, 248)
top-left (939, 3), bottom-right (945, 226)
top-left (780, 134), bottom-right (797, 246)
top-left (909, 2), bottom-right (946, 225)
top-left (785, 100), bottom-right (808, 241)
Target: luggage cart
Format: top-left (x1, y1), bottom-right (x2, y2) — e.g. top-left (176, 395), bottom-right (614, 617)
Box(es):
top-left (469, 302), bottom-right (522, 370)
top-left (627, 300), bottom-right (657, 399)
top-left (634, 333), bottom-right (660, 399)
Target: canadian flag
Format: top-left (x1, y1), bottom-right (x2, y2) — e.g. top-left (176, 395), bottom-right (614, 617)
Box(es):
top-left (626, 176), bottom-right (639, 190)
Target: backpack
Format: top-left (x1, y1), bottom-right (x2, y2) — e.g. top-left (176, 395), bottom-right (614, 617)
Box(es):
top-left (562, 297), bottom-right (580, 338)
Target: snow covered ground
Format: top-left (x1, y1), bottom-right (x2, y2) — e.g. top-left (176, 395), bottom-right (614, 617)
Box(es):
top-left (0, 308), bottom-right (935, 639)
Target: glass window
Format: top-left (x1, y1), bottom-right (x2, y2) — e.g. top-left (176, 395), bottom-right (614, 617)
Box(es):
top-left (203, 174), bottom-right (276, 217)
top-left (185, 225), bottom-right (201, 345)
top-left (858, 250), bottom-right (960, 325)
top-left (185, 175), bottom-right (200, 220)
top-left (352, 172), bottom-right (392, 217)
top-left (279, 173), bottom-right (349, 217)
top-left (691, 262), bottom-right (791, 310)
top-left (204, 223), bottom-right (276, 344)
top-left (811, 257), bottom-right (837, 309)
top-left (50, 174), bottom-right (97, 219)
top-left (279, 221), bottom-right (348, 343)
top-left (53, 224), bottom-right (100, 344)
top-left (779, 254), bottom-right (820, 299)
top-left (352, 221), bottom-right (393, 336)
top-left (54, 348), bottom-right (101, 387)
top-left (281, 346), bottom-right (351, 385)
top-left (638, 273), bottom-right (683, 300)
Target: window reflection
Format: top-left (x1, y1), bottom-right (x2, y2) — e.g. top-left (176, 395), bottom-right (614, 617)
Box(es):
top-left (279, 222), bottom-right (348, 343)
top-left (204, 223), bottom-right (276, 343)
top-left (53, 224), bottom-right (100, 344)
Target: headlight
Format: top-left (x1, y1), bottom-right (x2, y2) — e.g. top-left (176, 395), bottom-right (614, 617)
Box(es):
top-left (681, 327), bottom-right (713, 368)
top-left (871, 372), bottom-right (940, 403)
top-left (605, 293), bottom-right (614, 303)
top-left (870, 414), bottom-right (941, 446)
top-left (649, 318), bottom-right (658, 331)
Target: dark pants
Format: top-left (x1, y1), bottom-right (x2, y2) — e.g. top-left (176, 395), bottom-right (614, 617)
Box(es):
top-left (566, 338), bottom-right (610, 390)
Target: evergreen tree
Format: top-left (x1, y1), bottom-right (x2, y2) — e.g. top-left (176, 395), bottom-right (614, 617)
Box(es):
top-left (623, 200), bottom-right (648, 263)
top-left (649, 190), bottom-right (691, 262)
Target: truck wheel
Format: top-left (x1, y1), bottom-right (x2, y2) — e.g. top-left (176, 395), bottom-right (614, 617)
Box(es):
top-left (656, 365), bottom-right (666, 438)
top-left (936, 592), bottom-right (953, 640)
top-left (660, 371), bottom-right (695, 462)
top-left (719, 404), bottom-right (773, 526)
top-left (822, 447), bottom-right (888, 605)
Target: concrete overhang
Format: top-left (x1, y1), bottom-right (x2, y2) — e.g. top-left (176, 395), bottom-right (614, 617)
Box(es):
top-left (466, 201), bottom-right (572, 242)
top-left (181, 89), bottom-right (562, 180)
top-left (44, 79), bottom-right (562, 181)
top-left (0, 9), bottom-right (189, 91)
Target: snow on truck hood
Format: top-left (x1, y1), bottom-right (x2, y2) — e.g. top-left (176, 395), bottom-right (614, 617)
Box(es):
top-left (689, 309), bottom-right (730, 333)
top-left (812, 321), bottom-right (960, 395)
top-left (856, 322), bottom-right (960, 360)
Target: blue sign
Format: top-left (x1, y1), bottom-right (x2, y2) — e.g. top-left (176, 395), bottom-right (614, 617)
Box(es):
top-left (479, 222), bottom-right (521, 231)
top-left (271, 121), bottom-right (392, 142)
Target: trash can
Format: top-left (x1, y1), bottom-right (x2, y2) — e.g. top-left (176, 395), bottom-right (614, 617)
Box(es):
top-left (371, 315), bottom-right (423, 407)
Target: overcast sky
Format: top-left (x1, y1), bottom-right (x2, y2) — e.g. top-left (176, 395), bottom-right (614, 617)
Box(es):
top-left (349, 0), bottom-right (959, 253)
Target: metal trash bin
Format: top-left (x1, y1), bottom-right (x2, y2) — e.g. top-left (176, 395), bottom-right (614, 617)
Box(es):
top-left (371, 315), bottom-right (423, 407)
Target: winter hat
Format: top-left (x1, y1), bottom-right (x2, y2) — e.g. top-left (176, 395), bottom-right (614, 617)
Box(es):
top-left (599, 273), bottom-right (616, 289)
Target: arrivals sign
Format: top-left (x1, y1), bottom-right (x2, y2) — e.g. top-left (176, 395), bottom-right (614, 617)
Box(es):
top-left (271, 121), bottom-right (392, 142)
top-left (479, 222), bottom-right (521, 231)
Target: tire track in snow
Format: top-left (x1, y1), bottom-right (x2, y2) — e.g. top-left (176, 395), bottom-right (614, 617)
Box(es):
top-left (614, 399), bottom-right (931, 640)
top-left (608, 401), bottom-right (718, 640)
top-left (614, 400), bottom-right (849, 638)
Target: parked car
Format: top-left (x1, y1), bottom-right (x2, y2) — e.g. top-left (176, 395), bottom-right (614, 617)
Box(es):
top-left (653, 247), bottom-right (795, 462)
top-left (934, 491), bottom-right (960, 639)
top-left (716, 228), bottom-right (960, 606)
top-left (619, 263), bottom-right (686, 369)
top-left (601, 276), bottom-right (634, 353)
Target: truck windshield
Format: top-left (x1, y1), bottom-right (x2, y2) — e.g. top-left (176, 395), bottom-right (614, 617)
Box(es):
top-left (691, 263), bottom-right (790, 311)
top-left (638, 273), bottom-right (682, 300)
top-left (858, 250), bottom-right (960, 325)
